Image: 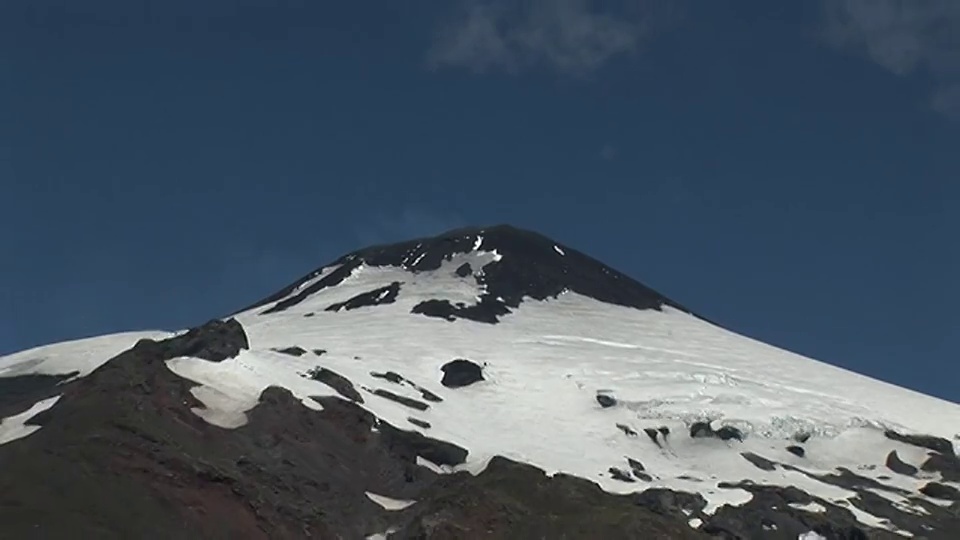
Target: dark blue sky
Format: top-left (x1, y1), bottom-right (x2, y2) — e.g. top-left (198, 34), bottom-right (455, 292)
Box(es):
top-left (2, 1), bottom-right (958, 401)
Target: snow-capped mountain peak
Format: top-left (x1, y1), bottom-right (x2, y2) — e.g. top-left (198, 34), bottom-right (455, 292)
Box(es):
top-left (1, 225), bottom-right (958, 539)
top-left (243, 224), bottom-right (691, 322)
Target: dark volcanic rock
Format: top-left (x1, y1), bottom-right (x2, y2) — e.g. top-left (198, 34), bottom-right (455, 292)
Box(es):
top-left (644, 428), bottom-right (661, 446)
top-left (625, 459), bottom-right (652, 481)
top-left (418, 388), bottom-right (442, 403)
top-left (920, 482), bottom-right (960, 501)
top-left (716, 426), bottom-right (744, 442)
top-left (921, 452), bottom-right (960, 482)
top-left (272, 346), bottom-right (308, 357)
top-left (616, 423), bottom-right (637, 437)
top-left (149, 318), bottom-right (249, 363)
top-left (245, 224), bottom-right (700, 324)
top-left (596, 393), bottom-right (617, 408)
top-left (608, 467), bottom-right (635, 482)
top-left (440, 359), bottom-right (484, 388)
top-left (254, 263), bottom-right (360, 314)
top-left (377, 422), bottom-right (468, 467)
top-left (786, 445), bottom-right (806, 458)
top-left (886, 450), bottom-right (918, 476)
top-left (768, 463), bottom-right (960, 537)
top-left (407, 417), bottom-right (431, 429)
top-left (325, 281), bottom-right (401, 312)
top-left (411, 297), bottom-right (511, 324)
top-left (885, 430), bottom-right (956, 456)
top-left (454, 262), bottom-right (472, 277)
top-left (705, 482), bottom-right (875, 540)
top-left (634, 471), bottom-right (653, 482)
top-left (690, 421), bottom-right (713, 438)
top-left (371, 371), bottom-right (405, 384)
top-left (303, 366), bottom-right (363, 403)
top-left (741, 452), bottom-right (777, 471)
top-left (371, 389), bottom-right (430, 411)
top-left (0, 329), bottom-right (438, 539)
top-left (370, 371), bottom-right (444, 403)
top-left (780, 463), bottom-right (910, 496)
top-left (634, 489), bottom-right (708, 522)
top-left (408, 299), bottom-right (455, 321)
top-left (392, 457), bottom-right (704, 540)
top-left (689, 421), bottom-right (743, 442)
top-left (0, 371), bottom-right (78, 419)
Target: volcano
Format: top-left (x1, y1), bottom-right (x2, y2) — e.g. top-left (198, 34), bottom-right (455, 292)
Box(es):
top-left (1, 225), bottom-right (958, 539)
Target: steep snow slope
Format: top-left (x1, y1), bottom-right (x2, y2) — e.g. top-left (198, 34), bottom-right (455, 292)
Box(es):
top-left (0, 331), bottom-right (173, 380)
top-left (180, 247), bottom-right (956, 534)
top-left (1, 226), bottom-right (958, 538)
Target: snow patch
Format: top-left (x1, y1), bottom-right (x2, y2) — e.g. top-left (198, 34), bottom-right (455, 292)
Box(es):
top-left (416, 456), bottom-right (448, 474)
top-left (0, 395), bottom-right (61, 446)
top-left (0, 331), bottom-right (172, 380)
top-left (165, 350), bottom-right (338, 428)
top-left (364, 492), bottom-right (416, 511)
top-left (410, 251), bottom-right (427, 267)
top-left (789, 501), bottom-right (826, 513)
top-left (702, 487), bottom-right (754, 514)
top-left (366, 528), bottom-right (398, 540)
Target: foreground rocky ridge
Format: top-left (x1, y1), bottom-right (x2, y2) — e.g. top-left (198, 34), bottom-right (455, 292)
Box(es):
top-left (2, 319), bottom-right (958, 539)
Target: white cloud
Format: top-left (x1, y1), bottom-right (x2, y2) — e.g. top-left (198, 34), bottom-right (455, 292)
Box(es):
top-left (820, 0), bottom-right (960, 117)
top-left (426, 0), bottom-right (677, 75)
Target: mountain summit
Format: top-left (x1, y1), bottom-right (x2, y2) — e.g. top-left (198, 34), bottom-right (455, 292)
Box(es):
top-left (244, 224), bottom-right (693, 322)
top-left (1, 225), bottom-right (958, 539)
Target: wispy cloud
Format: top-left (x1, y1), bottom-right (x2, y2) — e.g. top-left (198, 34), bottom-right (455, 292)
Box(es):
top-left (820, 0), bottom-right (960, 118)
top-left (426, 0), bottom-right (678, 76)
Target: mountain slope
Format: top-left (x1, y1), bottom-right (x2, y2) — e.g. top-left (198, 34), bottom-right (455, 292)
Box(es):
top-left (1, 225), bottom-right (958, 539)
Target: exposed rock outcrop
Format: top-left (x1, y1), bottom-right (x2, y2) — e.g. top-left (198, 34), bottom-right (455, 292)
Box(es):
top-left (440, 359), bottom-right (484, 388)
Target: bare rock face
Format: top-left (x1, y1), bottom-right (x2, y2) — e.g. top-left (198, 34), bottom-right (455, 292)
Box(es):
top-left (390, 457), bottom-right (706, 540)
top-left (0, 372), bottom-right (78, 419)
top-left (596, 393), bottom-right (617, 408)
top-left (440, 359), bottom-right (484, 388)
top-left (325, 281), bottom-right (402, 312)
top-left (302, 366), bottom-right (363, 403)
top-left (153, 318), bottom-right (249, 363)
top-left (689, 421), bottom-right (744, 442)
top-left (884, 430), bottom-right (956, 456)
top-left (885, 450), bottom-right (918, 476)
